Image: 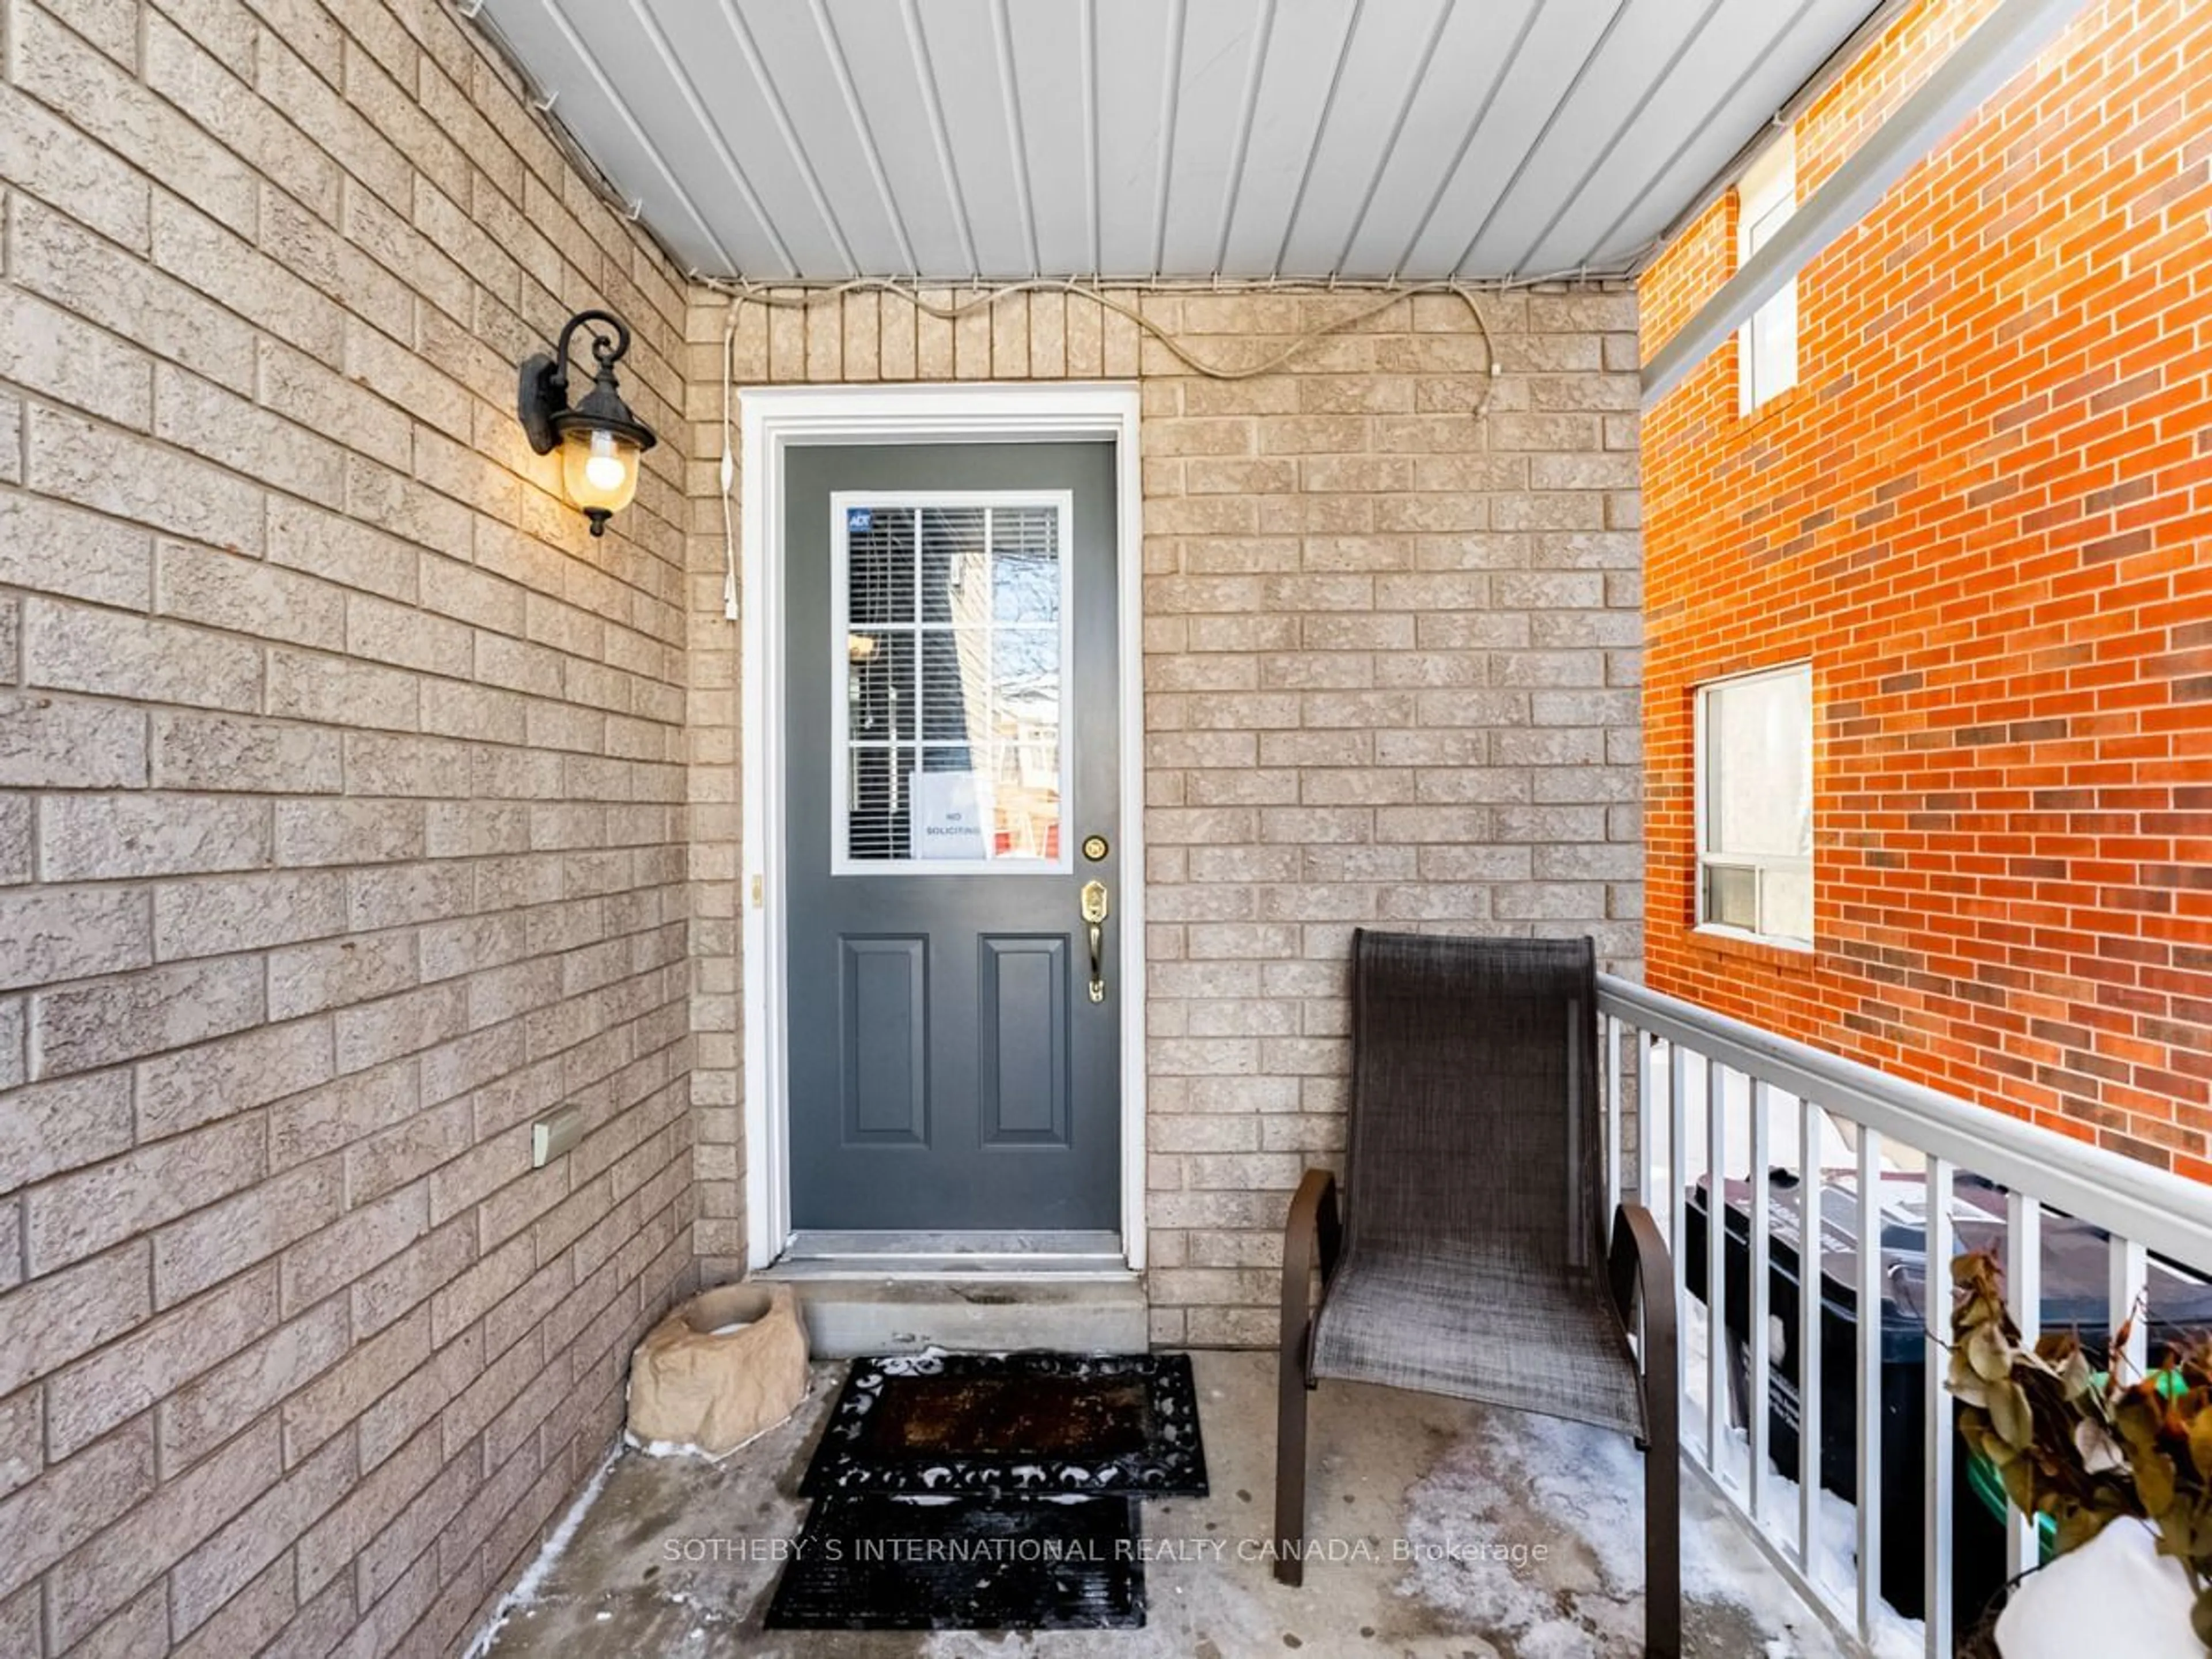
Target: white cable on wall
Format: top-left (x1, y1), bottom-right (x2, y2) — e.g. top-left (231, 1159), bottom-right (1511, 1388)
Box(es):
top-left (704, 274), bottom-right (1501, 389)
top-left (704, 273), bottom-right (1519, 623)
top-left (719, 317), bottom-right (737, 620)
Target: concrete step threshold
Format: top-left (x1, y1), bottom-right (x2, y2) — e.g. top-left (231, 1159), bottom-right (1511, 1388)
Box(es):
top-left (754, 1230), bottom-right (1148, 1357)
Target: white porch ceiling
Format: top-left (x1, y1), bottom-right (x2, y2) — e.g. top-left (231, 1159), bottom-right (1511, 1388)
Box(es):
top-left (476, 0), bottom-right (1880, 283)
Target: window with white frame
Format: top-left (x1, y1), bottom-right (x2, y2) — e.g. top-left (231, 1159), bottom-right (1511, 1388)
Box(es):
top-left (832, 493), bottom-right (1073, 873)
top-left (1737, 131), bottom-right (1798, 414)
top-left (1697, 662), bottom-right (1813, 946)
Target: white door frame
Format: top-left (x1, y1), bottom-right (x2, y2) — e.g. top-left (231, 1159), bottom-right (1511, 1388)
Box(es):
top-left (737, 383), bottom-right (1147, 1271)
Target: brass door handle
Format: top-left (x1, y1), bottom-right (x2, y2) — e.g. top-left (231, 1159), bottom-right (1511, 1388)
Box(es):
top-left (1080, 880), bottom-right (1109, 1003)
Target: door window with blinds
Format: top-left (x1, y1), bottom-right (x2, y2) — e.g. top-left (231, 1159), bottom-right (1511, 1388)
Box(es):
top-left (831, 493), bottom-right (1073, 873)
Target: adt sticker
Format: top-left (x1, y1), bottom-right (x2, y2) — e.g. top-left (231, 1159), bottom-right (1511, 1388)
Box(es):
top-left (846, 507), bottom-right (873, 534)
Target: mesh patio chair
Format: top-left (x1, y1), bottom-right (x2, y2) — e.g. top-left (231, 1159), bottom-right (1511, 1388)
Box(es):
top-left (1274, 930), bottom-right (1680, 1657)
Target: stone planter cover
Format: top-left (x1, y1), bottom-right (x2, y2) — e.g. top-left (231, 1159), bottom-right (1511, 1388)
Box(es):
top-left (627, 1283), bottom-right (809, 1457)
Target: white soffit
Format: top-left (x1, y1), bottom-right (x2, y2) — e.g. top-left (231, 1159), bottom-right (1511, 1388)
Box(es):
top-left (475, 0), bottom-right (1881, 283)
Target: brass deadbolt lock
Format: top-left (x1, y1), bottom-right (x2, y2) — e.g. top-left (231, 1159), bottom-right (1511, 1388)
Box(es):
top-left (1081, 835), bottom-right (1110, 862)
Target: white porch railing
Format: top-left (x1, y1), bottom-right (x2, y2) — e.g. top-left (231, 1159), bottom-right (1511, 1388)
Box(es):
top-left (1596, 972), bottom-right (2212, 1656)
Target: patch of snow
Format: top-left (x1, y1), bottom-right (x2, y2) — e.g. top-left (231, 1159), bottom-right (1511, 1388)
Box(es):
top-left (1680, 1277), bottom-right (1923, 1656)
top-left (1397, 1413), bottom-right (1611, 1647)
top-left (879, 1348), bottom-right (952, 1376)
top-left (621, 1374), bottom-right (812, 1463)
top-left (1685, 1350), bottom-right (1922, 1659)
top-left (461, 1448), bottom-right (619, 1659)
top-left (660, 1586), bottom-right (733, 1626)
top-left (1995, 1518), bottom-right (2200, 1659)
top-left (1701, 1436), bottom-right (1923, 1658)
top-left (1521, 1623), bottom-right (1608, 1659)
top-left (624, 1431), bottom-right (749, 1463)
top-left (1403, 1407), bottom-right (1907, 1657)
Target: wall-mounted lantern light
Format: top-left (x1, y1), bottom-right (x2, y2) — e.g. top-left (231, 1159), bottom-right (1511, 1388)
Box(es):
top-left (517, 308), bottom-right (657, 537)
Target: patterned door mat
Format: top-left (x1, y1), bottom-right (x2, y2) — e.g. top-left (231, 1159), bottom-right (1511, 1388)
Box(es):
top-left (767, 1351), bottom-right (1207, 1631)
top-left (798, 1350), bottom-right (1209, 1498)
top-left (763, 1494), bottom-right (1145, 1631)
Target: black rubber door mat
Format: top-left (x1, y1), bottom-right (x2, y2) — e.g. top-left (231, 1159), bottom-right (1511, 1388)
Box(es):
top-left (762, 1495), bottom-right (1146, 1631)
top-left (799, 1351), bottom-right (1209, 1498)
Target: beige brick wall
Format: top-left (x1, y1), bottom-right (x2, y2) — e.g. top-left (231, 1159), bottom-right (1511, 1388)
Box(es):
top-left (680, 285), bottom-right (1643, 1343)
top-left (1, 2), bottom-right (695, 1654)
top-left (1, 2), bottom-right (1644, 1641)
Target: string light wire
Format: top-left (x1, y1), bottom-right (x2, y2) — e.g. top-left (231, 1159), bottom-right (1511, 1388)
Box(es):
top-left (703, 272), bottom-right (1555, 621)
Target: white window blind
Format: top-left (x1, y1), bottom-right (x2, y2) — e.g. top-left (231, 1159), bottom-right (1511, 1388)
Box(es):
top-left (836, 498), bottom-right (1069, 872)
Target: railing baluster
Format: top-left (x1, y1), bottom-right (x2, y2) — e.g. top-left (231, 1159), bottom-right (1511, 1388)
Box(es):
top-left (1855, 1124), bottom-right (1885, 1641)
top-left (1668, 1040), bottom-right (1687, 1248)
top-left (2110, 1234), bottom-right (2149, 1379)
top-left (1748, 1078), bottom-right (1772, 1528)
top-left (1923, 1155), bottom-right (1954, 1657)
top-left (1669, 1039), bottom-right (1690, 1457)
top-left (2004, 1191), bottom-right (2041, 1582)
top-left (1707, 1056), bottom-right (1729, 1474)
top-left (1606, 1014), bottom-right (1623, 1230)
top-left (1798, 1093), bottom-right (1822, 1586)
top-left (1849, 1123), bottom-right (1884, 1645)
top-left (1637, 1028), bottom-right (1657, 1210)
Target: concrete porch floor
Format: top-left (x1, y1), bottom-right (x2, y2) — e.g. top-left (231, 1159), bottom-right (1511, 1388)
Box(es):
top-left (478, 1351), bottom-right (1850, 1658)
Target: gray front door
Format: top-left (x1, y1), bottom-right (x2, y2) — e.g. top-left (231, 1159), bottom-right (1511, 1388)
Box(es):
top-left (783, 442), bottom-right (1120, 1232)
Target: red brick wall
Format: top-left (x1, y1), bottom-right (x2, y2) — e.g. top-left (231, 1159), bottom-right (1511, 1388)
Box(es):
top-left (1797, 0), bottom-right (2001, 193)
top-left (1638, 0), bottom-right (2212, 1173)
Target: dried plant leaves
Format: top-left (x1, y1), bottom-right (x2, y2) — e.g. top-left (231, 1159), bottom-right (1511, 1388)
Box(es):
top-left (1946, 1244), bottom-right (2212, 1649)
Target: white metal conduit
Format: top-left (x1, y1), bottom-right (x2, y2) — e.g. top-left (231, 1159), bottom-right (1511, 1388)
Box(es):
top-left (1596, 971), bottom-right (2212, 1657)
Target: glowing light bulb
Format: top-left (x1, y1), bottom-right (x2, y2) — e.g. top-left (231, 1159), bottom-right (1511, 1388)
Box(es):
top-left (583, 429), bottom-right (627, 492)
top-left (555, 415), bottom-right (643, 534)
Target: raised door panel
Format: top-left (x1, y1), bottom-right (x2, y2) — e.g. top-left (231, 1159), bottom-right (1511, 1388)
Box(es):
top-left (979, 935), bottom-right (1068, 1146)
top-left (841, 936), bottom-right (927, 1143)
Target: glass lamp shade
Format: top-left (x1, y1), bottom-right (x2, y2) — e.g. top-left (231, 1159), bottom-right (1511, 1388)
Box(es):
top-left (559, 425), bottom-right (641, 531)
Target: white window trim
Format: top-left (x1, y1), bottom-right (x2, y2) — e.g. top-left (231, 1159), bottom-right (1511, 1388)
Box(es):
top-left (829, 490), bottom-right (1075, 877)
top-left (1736, 130), bottom-right (1798, 415)
top-left (1694, 660), bottom-right (1814, 950)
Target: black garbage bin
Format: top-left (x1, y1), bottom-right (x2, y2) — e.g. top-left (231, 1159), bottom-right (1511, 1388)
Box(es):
top-left (1683, 1166), bottom-right (2212, 1624)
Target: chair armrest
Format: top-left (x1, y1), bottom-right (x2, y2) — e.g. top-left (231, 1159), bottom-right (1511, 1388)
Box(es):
top-left (1608, 1202), bottom-right (1678, 1397)
top-left (1281, 1169), bottom-right (1342, 1365)
top-left (1608, 1202), bottom-right (1669, 1324)
top-left (1612, 1202), bottom-right (1683, 1652)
